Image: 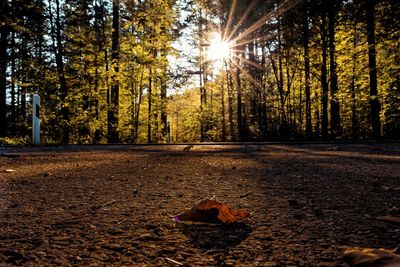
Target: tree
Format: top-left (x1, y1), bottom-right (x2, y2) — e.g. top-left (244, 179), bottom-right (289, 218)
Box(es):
top-left (0, 0), bottom-right (9, 137)
top-left (328, 0), bottom-right (341, 138)
top-left (303, 0), bottom-right (312, 138)
top-left (365, 0), bottom-right (381, 139)
top-left (108, 0), bottom-right (120, 143)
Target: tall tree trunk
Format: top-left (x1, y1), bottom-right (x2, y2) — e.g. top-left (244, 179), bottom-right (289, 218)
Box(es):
top-left (221, 81), bottom-right (226, 141)
top-left (328, 1), bottom-right (340, 138)
top-left (108, 0), bottom-right (120, 143)
top-left (199, 9), bottom-right (205, 142)
top-left (260, 45), bottom-right (268, 140)
top-left (248, 39), bottom-right (258, 138)
top-left (365, 0), bottom-right (381, 139)
top-left (52, 0), bottom-right (69, 144)
top-left (134, 71), bottom-right (144, 143)
top-left (0, 1), bottom-right (9, 137)
top-left (226, 62), bottom-right (234, 140)
top-left (351, 19), bottom-right (358, 140)
top-left (320, 12), bottom-right (329, 140)
top-left (10, 31), bottom-right (16, 135)
top-left (236, 62), bottom-right (244, 141)
top-left (160, 48), bottom-right (168, 142)
top-left (147, 69), bottom-right (152, 144)
top-left (278, 20), bottom-right (286, 137)
top-left (303, 1), bottom-right (312, 139)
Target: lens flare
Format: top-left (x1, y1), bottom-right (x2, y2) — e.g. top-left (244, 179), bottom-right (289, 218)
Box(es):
top-left (207, 33), bottom-right (231, 62)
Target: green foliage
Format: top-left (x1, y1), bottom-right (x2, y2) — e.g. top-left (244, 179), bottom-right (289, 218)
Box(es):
top-left (0, 136), bottom-right (31, 146)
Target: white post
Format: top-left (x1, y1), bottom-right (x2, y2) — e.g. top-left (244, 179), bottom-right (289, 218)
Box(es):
top-left (167, 121), bottom-right (171, 144)
top-left (32, 94), bottom-right (40, 145)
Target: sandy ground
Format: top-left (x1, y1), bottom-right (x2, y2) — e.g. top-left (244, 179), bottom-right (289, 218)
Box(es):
top-left (0, 143), bottom-right (399, 266)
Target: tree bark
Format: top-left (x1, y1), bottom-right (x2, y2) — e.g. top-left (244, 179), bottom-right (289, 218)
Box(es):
top-left (303, 1), bottom-right (312, 138)
top-left (365, 0), bottom-right (381, 139)
top-left (148, 69), bottom-right (152, 144)
top-left (221, 81), bottom-right (226, 141)
top-left (53, 0), bottom-right (70, 144)
top-left (108, 0), bottom-right (120, 143)
top-left (351, 19), bottom-right (358, 140)
top-left (320, 12), bottom-right (329, 140)
top-left (328, 1), bottom-right (340, 138)
top-left (236, 63), bottom-right (244, 141)
top-left (160, 48), bottom-right (168, 142)
top-left (0, 0), bottom-right (9, 137)
top-left (226, 62), bottom-right (234, 140)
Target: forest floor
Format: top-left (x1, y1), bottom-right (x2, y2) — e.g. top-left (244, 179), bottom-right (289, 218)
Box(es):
top-left (0, 143), bottom-right (399, 266)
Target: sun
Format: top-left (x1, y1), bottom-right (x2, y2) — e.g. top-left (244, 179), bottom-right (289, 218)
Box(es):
top-left (207, 32), bottom-right (231, 63)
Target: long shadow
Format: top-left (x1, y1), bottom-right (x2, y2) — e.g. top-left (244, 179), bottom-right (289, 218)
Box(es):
top-left (178, 222), bottom-right (252, 250)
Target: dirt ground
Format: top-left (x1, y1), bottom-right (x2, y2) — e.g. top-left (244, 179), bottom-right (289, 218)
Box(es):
top-left (0, 143), bottom-right (399, 266)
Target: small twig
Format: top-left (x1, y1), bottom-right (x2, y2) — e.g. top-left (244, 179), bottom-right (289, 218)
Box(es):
top-left (91, 200), bottom-right (117, 212)
top-left (240, 191), bottom-right (253, 198)
top-left (116, 219), bottom-right (126, 225)
top-left (165, 257), bottom-right (183, 266)
top-left (101, 199), bottom-right (117, 208)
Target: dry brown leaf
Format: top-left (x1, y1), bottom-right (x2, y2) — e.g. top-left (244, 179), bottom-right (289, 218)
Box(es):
top-left (340, 247), bottom-right (400, 267)
top-left (174, 199), bottom-right (250, 224)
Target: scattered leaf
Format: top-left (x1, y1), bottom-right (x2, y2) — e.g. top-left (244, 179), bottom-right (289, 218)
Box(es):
top-left (174, 199), bottom-right (250, 224)
top-left (340, 247), bottom-right (400, 267)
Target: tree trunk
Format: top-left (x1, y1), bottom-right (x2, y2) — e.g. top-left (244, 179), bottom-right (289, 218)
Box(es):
top-left (351, 19), bottom-right (358, 140)
top-left (0, 1), bottom-right (9, 137)
top-left (53, 0), bottom-right (69, 144)
top-left (303, 1), bottom-right (312, 138)
top-left (278, 21), bottom-right (286, 137)
top-left (221, 81), bottom-right (226, 141)
top-left (108, 0), bottom-right (120, 143)
top-left (365, 0), bottom-right (381, 139)
top-left (320, 12), bottom-right (329, 140)
top-left (248, 40), bottom-right (258, 138)
top-left (236, 67), bottom-right (244, 141)
top-left (10, 31), bottom-right (16, 135)
top-left (160, 69), bottom-right (168, 142)
top-left (236, 54), bottom-right (245, 141)
top-left (148, 69), bottom-right (152, 144)
top-left (328, 1), bottom-right (340, 138)
top-left (226, 62), bottom-right (234, 140)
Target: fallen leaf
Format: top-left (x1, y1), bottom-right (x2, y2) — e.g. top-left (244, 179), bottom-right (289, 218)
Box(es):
top-left (340, 247), bottom-right (400, 267)
top-left (174, 199), bottom-right (250, 224)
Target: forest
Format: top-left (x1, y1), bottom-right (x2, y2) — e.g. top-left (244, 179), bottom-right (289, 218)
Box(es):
top-left (0, 0), bottom-right (399, 144)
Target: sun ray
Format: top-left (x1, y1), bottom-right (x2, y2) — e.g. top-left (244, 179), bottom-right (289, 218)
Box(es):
top-left (231, 0), bottom-right (304, 44)
top-left (230, 58), bottom-right (263, 92)
top-left (223, 0), bottom-right (238, 41)
top-left (207, 32), bottom-right (231, 61)
top-left (232, 31), bottom-right (278, 49)
top-left (231, 52), bottom-right (263, 70)
top-left (226, 0), bottom-right (261, 42)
